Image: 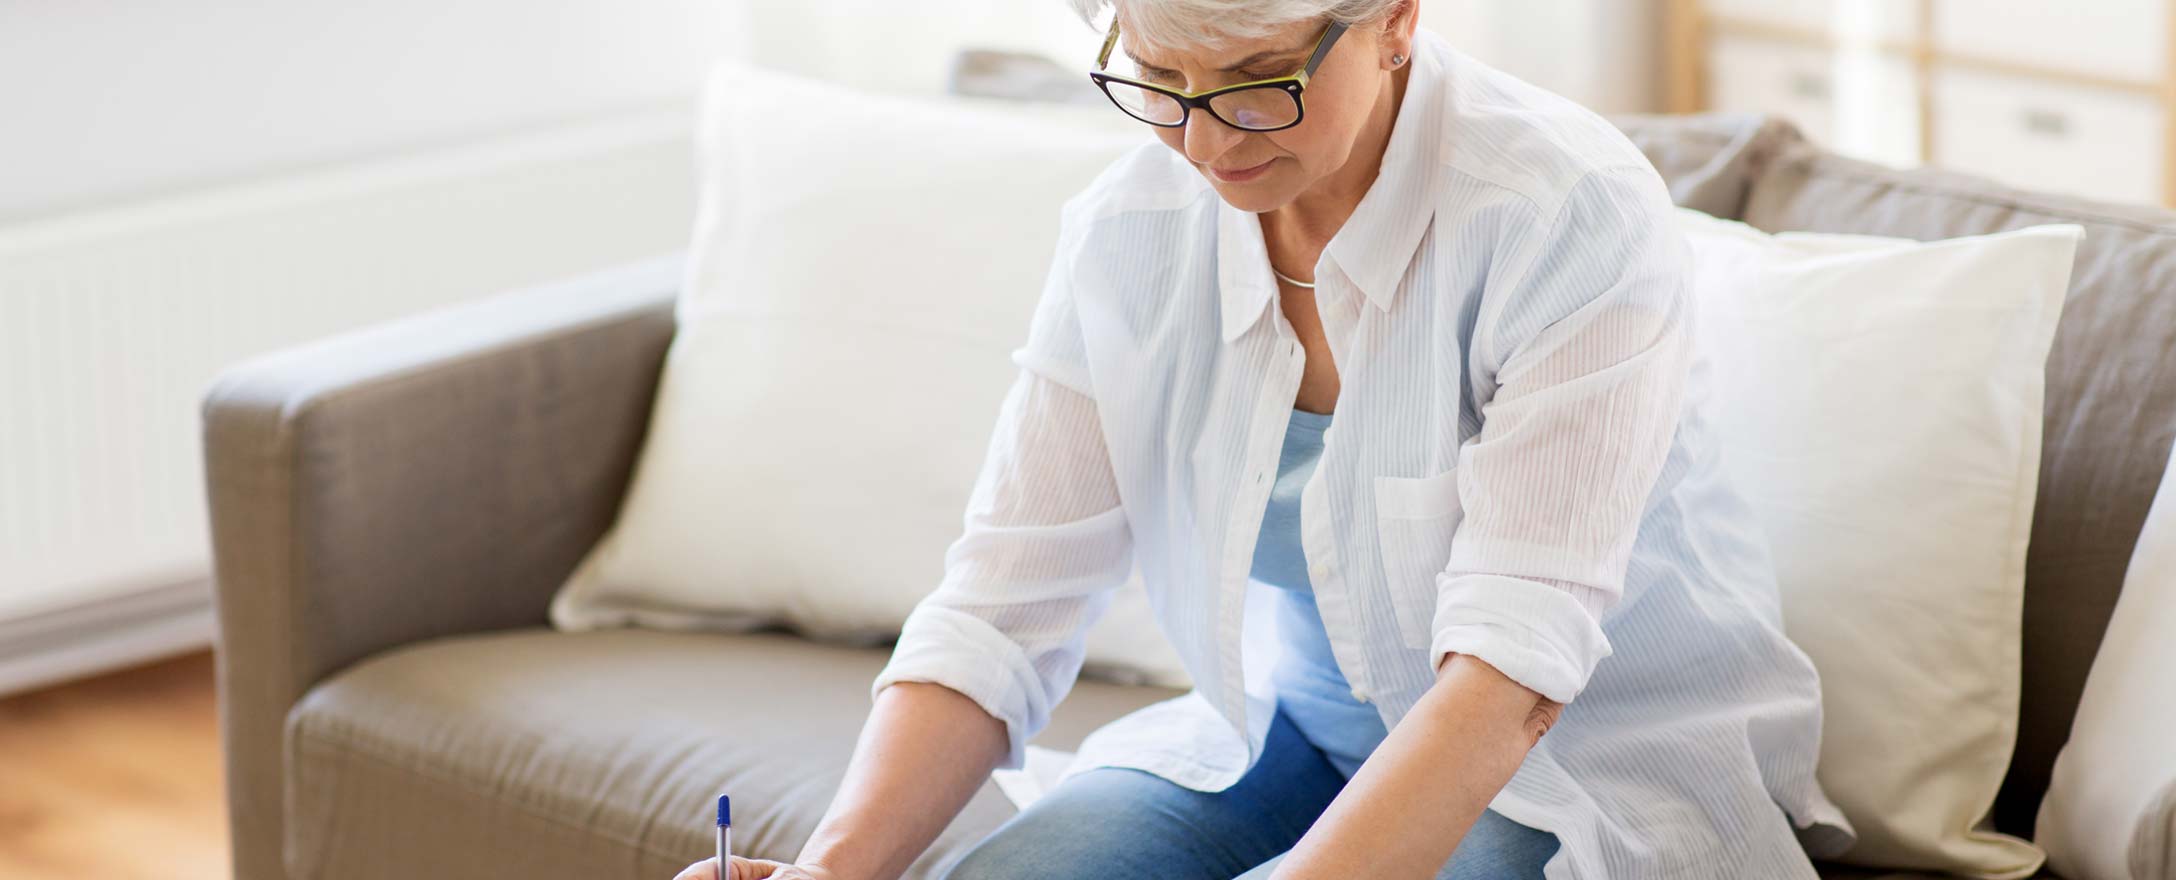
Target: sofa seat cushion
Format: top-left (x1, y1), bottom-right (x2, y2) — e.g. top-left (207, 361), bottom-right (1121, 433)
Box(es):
top-left (284, 627), bottom-right (2058, 879)
top-left (283, 628), bottom-right (1180, 880)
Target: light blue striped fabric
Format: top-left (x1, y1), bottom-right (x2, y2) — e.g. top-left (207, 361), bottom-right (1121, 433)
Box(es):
top-left (872, 23), bottom-right (1856, 878)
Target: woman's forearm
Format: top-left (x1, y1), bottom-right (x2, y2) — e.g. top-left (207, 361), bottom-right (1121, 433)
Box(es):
top-left (795, 681), bottom-right (1010, 880)
top-left (1270, 653), bottom-right (1555, 879)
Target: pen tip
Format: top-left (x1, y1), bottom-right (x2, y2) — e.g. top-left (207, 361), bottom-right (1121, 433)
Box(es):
top-left (716, 793), bottom-right (731, 827)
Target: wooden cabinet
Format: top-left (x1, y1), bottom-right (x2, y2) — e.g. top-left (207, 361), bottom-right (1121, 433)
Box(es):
top-left (1668, 0), bottom-right (2176, 205)
top-left (1932, 67), bottom-right (2167, 204)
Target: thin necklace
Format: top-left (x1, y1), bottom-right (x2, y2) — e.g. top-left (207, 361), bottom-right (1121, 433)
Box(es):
top-left (1272, 266), bottom-right (1316, 288)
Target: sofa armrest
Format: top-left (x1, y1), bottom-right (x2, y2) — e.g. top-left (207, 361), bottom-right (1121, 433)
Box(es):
top-left (201, 254), bottom-right (681, 880)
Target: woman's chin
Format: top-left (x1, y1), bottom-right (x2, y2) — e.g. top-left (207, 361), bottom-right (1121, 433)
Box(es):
top-left (1210, 178), bottom-right (1289, 213)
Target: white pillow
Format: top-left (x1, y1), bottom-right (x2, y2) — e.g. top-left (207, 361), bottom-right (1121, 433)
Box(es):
top-left (2035, 441), bottom-right (2176, 880)
top-left (1680, 208), bottom-right (2081, 878)
top-left (547, 59), bottom-right (1191, 689)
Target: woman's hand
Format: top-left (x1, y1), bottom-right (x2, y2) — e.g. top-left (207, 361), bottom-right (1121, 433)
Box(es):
top-left (671, 856), bottom-right (841, 880)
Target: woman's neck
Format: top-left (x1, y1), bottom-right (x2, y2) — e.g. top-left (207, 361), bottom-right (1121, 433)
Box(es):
top-left (1262, 57), bottom-right (1412, 275)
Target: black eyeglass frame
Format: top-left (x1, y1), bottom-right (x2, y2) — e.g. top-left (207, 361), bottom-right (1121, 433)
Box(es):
top-left (1089, 16), bottom-right (1348, 132)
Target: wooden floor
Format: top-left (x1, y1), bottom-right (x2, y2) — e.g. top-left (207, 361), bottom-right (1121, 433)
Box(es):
top-left (0, 650), bottom-right (230, 879)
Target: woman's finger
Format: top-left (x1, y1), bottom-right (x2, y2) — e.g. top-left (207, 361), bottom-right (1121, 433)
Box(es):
top-left (729, 857), bottom-right (796, 880)
top-left (672, 857), bottom-right (720, 880)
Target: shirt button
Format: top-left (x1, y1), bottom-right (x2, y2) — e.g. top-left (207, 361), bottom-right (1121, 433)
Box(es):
top-left (1350, 687), bottom-right (1370, 703)
top-left (1310, 561), bottom-right (1329, 577)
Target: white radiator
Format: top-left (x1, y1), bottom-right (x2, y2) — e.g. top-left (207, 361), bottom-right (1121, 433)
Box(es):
top-left (0, 104), bottom-right (697, 695)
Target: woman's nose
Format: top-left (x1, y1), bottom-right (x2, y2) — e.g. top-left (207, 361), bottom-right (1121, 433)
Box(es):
top-left (1181, 111), bottom-right (1246, 166)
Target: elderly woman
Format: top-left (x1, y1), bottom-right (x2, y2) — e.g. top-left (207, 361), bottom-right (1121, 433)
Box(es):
top-left (679, 1), bottom-right (1856, 878)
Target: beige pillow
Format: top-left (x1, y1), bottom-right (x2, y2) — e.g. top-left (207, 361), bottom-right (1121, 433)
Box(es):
top-left (1681, 208), bottom-right (2080, 878)
top-left (547, 59), bottom-right (1190, 688)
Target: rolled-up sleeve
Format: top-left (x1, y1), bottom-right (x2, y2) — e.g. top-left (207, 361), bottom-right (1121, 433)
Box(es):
top-left (1428, 164), bottom-right (1694, 704)
top-left (868, 198), bottom-right (1135, 771)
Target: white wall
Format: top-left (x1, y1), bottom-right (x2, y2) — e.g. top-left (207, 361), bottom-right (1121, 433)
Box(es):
top-left (1427, 0), bottom-right (1663, 113)
top-left (0, 0), bottom-right (749, 224)
top-left (739, 0), bottom-right (1662, 112)
top-left (743, 1), bottom-right (1096, 95)
top-left (0, 0), bottom-right (749, 694)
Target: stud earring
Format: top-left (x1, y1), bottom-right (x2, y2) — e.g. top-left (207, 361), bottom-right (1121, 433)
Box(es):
top-left (1391, 53), bottom-right (1405, 66)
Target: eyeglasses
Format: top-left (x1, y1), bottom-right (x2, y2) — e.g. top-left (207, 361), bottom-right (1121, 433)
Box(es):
top-left (1089, 17), bottom-right (1347, 133)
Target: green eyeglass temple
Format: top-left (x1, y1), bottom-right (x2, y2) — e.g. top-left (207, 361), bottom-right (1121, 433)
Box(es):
top-left (1089, 16), bottom-right (1348, 132)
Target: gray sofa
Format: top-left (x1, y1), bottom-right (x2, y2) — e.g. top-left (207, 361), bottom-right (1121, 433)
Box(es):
top-left (203, 112), bottom-right (2176, 880)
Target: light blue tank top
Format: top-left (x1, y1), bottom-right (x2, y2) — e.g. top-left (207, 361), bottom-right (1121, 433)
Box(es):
top-left (1248, 405), bottom-right (1391, 779)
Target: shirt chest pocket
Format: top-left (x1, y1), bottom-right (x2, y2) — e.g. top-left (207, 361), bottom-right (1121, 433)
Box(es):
top-left (1372, 467), bottom-right (1464, 651)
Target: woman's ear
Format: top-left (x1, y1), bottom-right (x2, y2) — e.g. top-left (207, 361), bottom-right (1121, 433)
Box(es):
top-left (1382, 0), bottom-right (1420, 67)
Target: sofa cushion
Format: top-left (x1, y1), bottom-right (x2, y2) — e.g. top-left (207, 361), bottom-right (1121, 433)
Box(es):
top-left (283, 628), bottom-right (1181, 880)
top-left (546, 58), bottom-right (1193, 691)
top-left (1742, 141), bottom-right (2176, 837)
top-left (285, 630), bottom-right (2060, 878)
top-left (2035, 438), bottom-right (2176, 880)
top-left (1605, 112), bottom-right (1805, 220)
top-left (1679, 209), bottom-right (2078, 876)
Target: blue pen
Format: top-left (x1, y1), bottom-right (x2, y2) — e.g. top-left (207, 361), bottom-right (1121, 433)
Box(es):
top-left (716, 794), bottom-right (732, 877)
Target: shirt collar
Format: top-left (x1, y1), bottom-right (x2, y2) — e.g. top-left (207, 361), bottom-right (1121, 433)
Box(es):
top-left (1217, 26), bottom-right (1453, 343)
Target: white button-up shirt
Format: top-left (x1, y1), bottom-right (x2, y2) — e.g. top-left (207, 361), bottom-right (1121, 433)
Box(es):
top-left (873, 25), bottom-right (1855, 879)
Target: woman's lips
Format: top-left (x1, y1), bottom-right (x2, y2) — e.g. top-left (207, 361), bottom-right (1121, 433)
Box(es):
top-left (1210, 158), bottom-right (1276, 182)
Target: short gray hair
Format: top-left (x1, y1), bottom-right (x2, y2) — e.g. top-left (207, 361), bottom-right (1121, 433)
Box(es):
top-left (1066, 0), bottom-right (1403, 51)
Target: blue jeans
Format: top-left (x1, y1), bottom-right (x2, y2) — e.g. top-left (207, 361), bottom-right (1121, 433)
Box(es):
top-left (941, 697), bottom-right (1559, 879)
